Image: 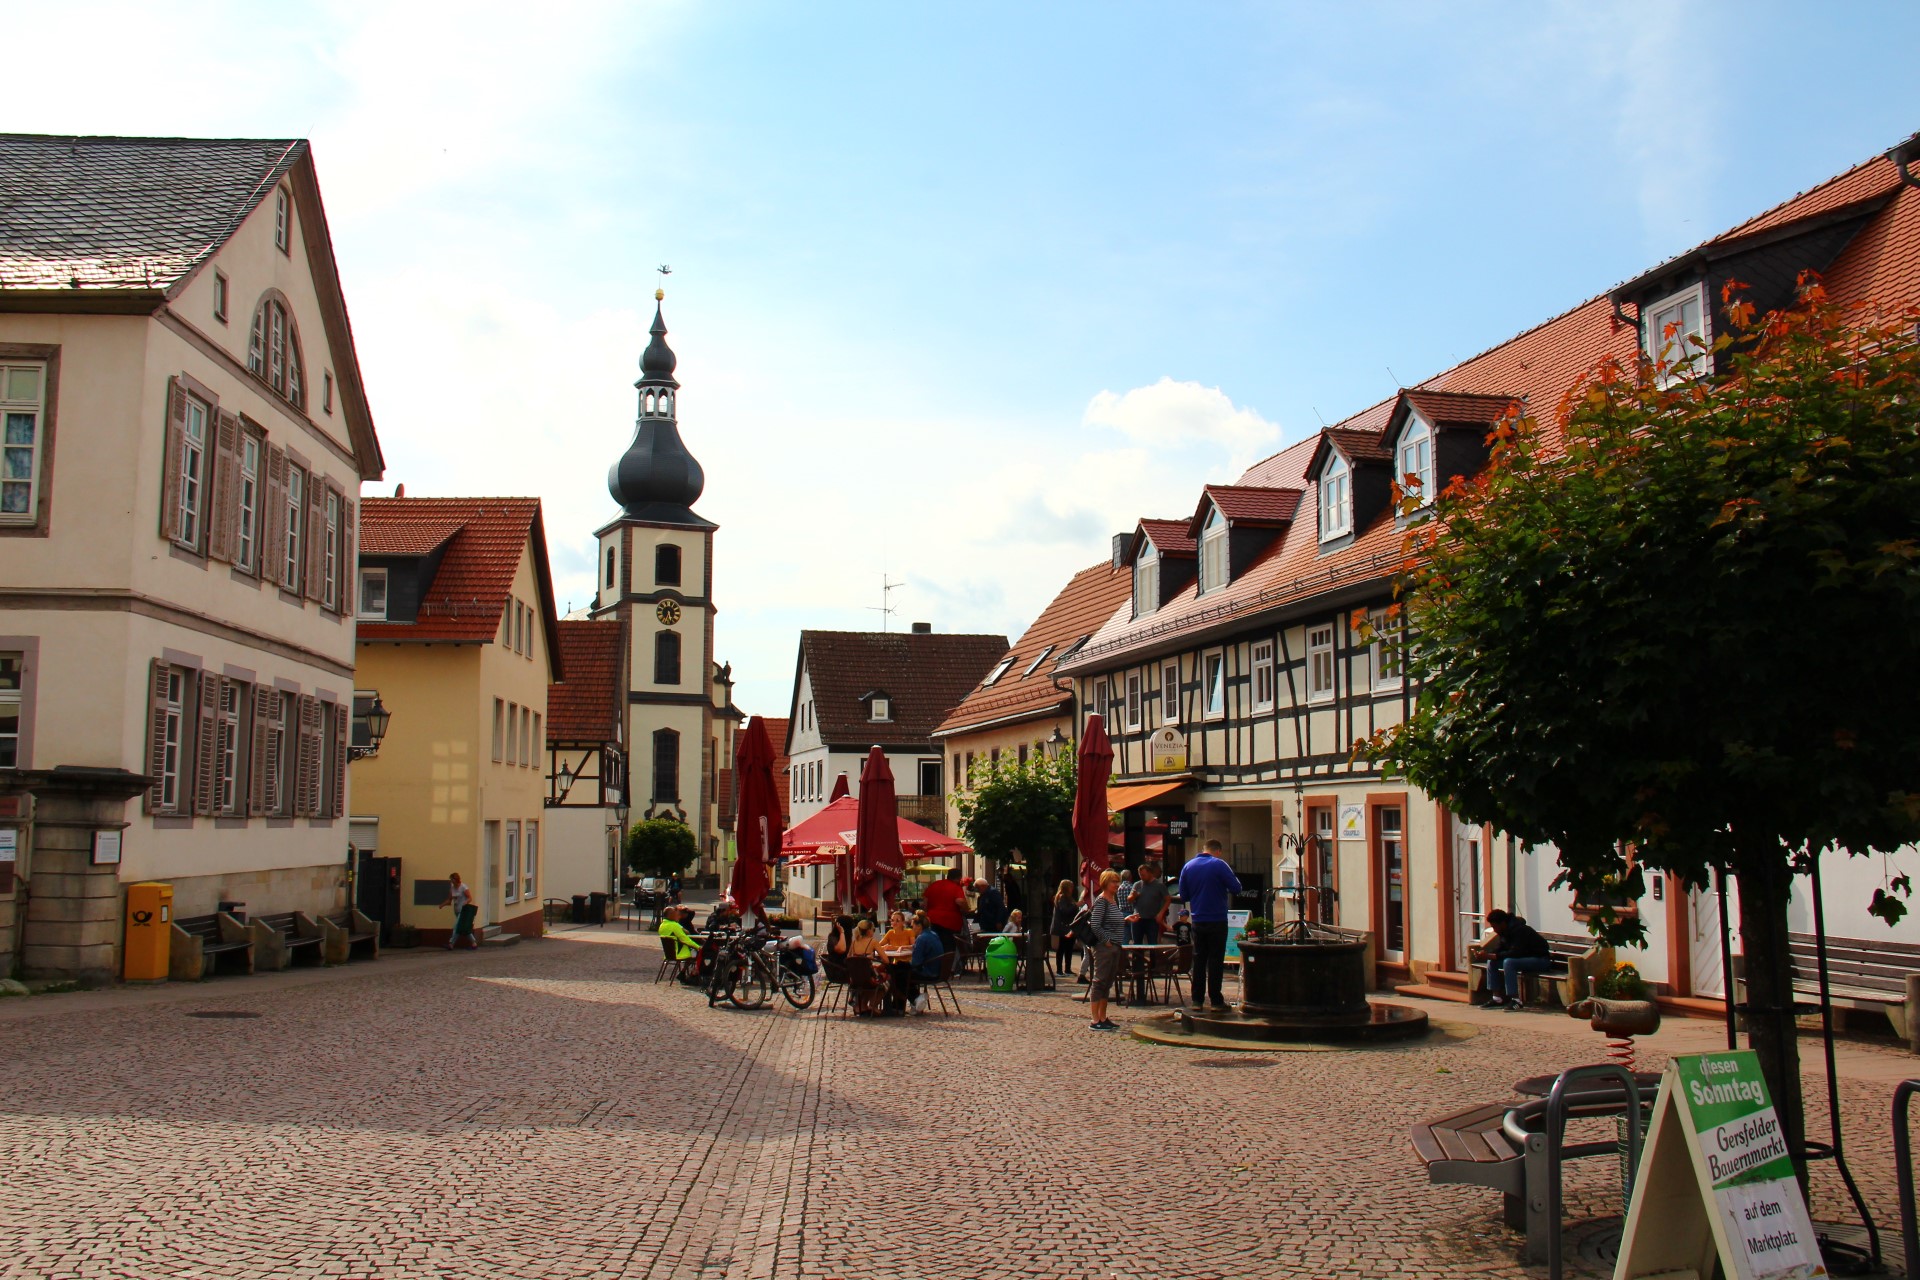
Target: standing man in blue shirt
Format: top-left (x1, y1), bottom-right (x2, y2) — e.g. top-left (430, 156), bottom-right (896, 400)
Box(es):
top-left (1178, 840), bottom-right (1243, 1010)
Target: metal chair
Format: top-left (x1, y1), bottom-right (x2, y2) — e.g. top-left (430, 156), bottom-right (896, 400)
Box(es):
top-left (843, 955), bottom-right (884, 1017)
top-left (815, 955), bottom-right (850, 1016)
top-left (922, 950), bottom-right (962, 1015)
top-left (654, 936), bottom-right (694, 985)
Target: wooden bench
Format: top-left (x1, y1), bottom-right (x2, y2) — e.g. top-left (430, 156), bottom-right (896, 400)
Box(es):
top-left (319, 908), bottom-right (380, 965)
top-left (248, 912), bottom-right (326, 971)
top-left (1780, 932), bottom-right (1920, 1046)
top-left (169, 912), bottom-right (254, 981)
top-left (1471, 932), bottom-right (1612, 1007)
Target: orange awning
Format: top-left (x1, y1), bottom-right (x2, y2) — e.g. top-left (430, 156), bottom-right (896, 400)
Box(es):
top-left (1105, 780), bottom-right (1187, 813)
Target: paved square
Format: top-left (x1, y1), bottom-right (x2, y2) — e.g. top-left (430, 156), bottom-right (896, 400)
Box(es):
top-left (1, 929), bottom-right (1911, 1279)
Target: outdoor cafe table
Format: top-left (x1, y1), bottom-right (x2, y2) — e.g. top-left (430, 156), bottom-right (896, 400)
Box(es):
top-left (1121, 943), bottom-right (1177, 1004)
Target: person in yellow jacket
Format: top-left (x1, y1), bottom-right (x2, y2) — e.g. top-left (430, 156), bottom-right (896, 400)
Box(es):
top-left (659, 907), bottom-right (701, 962)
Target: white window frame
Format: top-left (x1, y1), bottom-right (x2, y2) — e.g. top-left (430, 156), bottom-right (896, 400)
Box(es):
top-left (1251, 640), bottom-right (1275, 712)
top-left (1202, 649), bottom-right (1226, 721)
top-left (1398, 413), bottom-right (1433, 506)
top-left (178, 394), bottom-right (209, 550)
top-left (217, 679), bottom-right (242, 815)
top-left (523, 821), bottom-right (537, 900)
top-left (0, 651), bottom-right (21, 768)
top-left (1093, 678), bottom-right (1110, 725)
top-left (1125, 672), bottom-right (1142, 731)
top-left (1319, 454), bottom-right (1352, 542)
top-left (1307, 624), bottom-right (1336, 703)
top-left (1161, 660), bottom-right (1180, 725)
top-left (358, 568), bottom-right (389, 621)
top-left (236, 434), bottom-right (260, 572)
top-left (159, 668), bottom-right (185, 811)
top-left (1644, 282), bottom-right (1709, 388)
top-left (1133, 540), bottom-right (1159, 617)
top-left (274, 187), bottom-right (291, 253)
top-left (0, 362), bottom-right (47, 527)
top-left (504, 820), bottom-right (520, 905)
top-left (212, 270), bottom-right (229, 323)
top-left (870, 697), bottom-right (890, 722)
top-left (1199, 507), bottom-right (1228, 594)
top-left (322, 489), bottom-right (341, 610)
top-left (282, 464), bottom-right (306, 591)
top-left (982, 657), bottom-right (1015, 687)
top-left (1369, 609), bottom-right (1404, 691)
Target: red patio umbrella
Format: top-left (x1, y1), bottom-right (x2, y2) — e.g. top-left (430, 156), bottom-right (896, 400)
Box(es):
top-left (852, 746), bottom-right (904, 912)
top-left (729, 716), bottom-right (781, 921)
top-left (1073, 713), bottom-right (1114, 902)
top-left (829, 772), bottom-right (850, 801)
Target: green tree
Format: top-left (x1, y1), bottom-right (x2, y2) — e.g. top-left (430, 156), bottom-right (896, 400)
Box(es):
top-left (624, 817), bottom-right (699, 880)
top-left (954, 749), bottom-right (1077, 987)
top-left (1367, 277), bottom-right (1920, 1174)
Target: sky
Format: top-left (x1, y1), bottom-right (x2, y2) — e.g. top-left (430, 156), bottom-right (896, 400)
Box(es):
top-left (10, 3), bottom-right (1920, 716)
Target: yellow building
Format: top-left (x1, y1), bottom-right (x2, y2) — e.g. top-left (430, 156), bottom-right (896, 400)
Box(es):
top-left (352, 496), bottom-right (560, 944)
top-left (0, 135), bottom-right (385, 979)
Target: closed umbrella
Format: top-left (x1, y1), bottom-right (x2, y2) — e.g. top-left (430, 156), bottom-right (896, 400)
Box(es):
top-left (1073, 713), bottom-right (1114, 903)
top-left (829, 773), bottom-right (850, 801)
top-left (853, 746), bottom-right (904, 912)
top-left (729, 716), bottom-right (781, 923)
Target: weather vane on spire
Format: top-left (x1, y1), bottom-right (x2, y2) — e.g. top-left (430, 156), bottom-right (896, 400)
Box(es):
top-left (655, 263), bottom-right (671, 302)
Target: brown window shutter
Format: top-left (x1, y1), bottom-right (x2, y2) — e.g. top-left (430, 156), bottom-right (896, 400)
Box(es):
top-left (294, 693), bottom-right (322, 816)
top-left (248, 683), bottom-right (270, 817)
top-left (145, 659), bottom-right (171, 813)
top-left (337, 491), bottom-right (356, 614)
top-left (208, 411), bottom-right (240, 563)
top-left (330, 700), bottom-right (349, 818)
top-left (264, 693), bottom-right (285, 816)
top-left (160, 380), bottom-right (186, 544)
top-left (192, 671), bottom-right (219, 816)
top-left (263, 447), bottom-right (287, 588)
top-left (303, 480), bottom-right (326, 602)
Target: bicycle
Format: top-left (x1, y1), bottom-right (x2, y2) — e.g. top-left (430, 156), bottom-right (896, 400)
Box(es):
top-left (704, 928), bottom-right (815, 1010)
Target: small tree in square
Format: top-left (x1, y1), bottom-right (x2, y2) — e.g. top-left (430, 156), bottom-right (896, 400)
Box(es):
top-left (625, 817), bottom-right (700, 880)
top-left (954, 750), bottom-right (1077, 986)
top-left (1366, 277), bottom-right (1920, 1175)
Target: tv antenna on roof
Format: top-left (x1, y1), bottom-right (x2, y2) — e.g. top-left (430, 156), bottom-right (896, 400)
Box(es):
top-left (867, 575), bottom-right (903, 633)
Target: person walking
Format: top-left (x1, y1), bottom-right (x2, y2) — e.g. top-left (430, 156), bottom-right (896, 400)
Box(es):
top-left (446, 872), bottom-right (478, 951)
top-left (1086, 869), bottom-right (1128, 1030)
top-left (1178, 840), bottom-right (1242, 1010)
top-left (1049, 879), bottom-right (1079, 976)
top-left (1115, 866), bottom-right (1135, 940)
top-left (1481, 908), bottom-right (1555, 1009)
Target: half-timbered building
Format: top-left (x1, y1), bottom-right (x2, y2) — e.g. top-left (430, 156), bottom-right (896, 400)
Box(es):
top-left (543, 616), bottom-right (629, 900)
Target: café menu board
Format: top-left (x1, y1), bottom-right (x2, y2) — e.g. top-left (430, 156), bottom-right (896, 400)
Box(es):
top-left (1615, 1050), bottom-right (1825, 1280)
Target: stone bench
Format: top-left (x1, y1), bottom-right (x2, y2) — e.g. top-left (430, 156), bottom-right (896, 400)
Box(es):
top-left (248, 911), bottom-right (326, 971)
top-left (319, 908), bottom-right (380, 965)
top-left (169, 912), bottom-right (254, 981)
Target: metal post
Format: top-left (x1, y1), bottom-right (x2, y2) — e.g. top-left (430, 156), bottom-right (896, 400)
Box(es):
top-left (1895, 1079), bottom-right (1919, 1276)
top-left (1545, 1064), bottom-right (1643, 1280)
top-left (1717, 863), bottom-right (1736, 1051)
top-left (1809, 852), bottom-right (1881, 1268)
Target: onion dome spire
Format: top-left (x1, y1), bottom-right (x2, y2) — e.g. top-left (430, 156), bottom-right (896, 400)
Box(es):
top-left (608, 289), bottom-right (708, 525)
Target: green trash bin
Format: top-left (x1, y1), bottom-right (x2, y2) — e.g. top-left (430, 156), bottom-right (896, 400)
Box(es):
top-left (985, 935), bottom-right (1020, 992)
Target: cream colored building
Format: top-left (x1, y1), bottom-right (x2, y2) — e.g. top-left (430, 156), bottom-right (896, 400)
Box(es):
top-left (353, 497), bottom-right (559, 942)
top-left (0, 136), bottom-right (384, 978)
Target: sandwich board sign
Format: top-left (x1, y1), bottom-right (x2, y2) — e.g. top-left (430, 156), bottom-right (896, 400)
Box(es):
top-left (1615, 1049), bottom-right (1825, 1280)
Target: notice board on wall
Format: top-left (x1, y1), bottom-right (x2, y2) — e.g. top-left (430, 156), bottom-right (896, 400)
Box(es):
top-left (1614, 1049), bottom-right (1826, 1280)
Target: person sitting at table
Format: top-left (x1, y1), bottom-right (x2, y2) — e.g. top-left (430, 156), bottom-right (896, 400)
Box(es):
top-left (823, 914), bottom-right (861, 982)
top-left (1004, 908), bottom-right (1025, 936)
top-left (974, 877), bottom-right (1008, 934)
top-left (703, 902), bottom-right (739, 933)
top-left (880, 910), bottom-right (915, 953)
top-left (908, 911), bottom-right (945, 1015)
top-left (658, 907), bottom-right (701, 963)
top-left (1050, 879), bottom-right (1080, 976)
top-left (846, 918), bottom-right (886, 1013)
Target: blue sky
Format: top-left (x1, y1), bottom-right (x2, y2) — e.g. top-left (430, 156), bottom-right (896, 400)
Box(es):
top-left (13, 3), bottom-right (1920, 715)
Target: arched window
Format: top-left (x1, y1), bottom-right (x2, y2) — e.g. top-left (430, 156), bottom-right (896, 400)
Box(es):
top-left (1398, 416), bottom-right (1433, 505)
top-left (652, 728), bottom-right (679, 802)
top-left (654, 629), bottom-right (681, 685)
top-left (247, 293), bottom-right (305, 407)
top-left (604, 545), bottom-right (617, 588)
top-left (1319, 454), bottom-right (1352, 541)
top-left (655, 543), bottom-right (681, 586)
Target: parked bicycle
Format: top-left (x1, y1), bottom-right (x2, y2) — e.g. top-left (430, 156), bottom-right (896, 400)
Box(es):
top-left (704, 926), bottom-right (815, 1010)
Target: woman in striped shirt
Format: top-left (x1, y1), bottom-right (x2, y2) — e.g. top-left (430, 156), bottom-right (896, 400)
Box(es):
top-left (1087, 869), bottom-right (1128, 1031)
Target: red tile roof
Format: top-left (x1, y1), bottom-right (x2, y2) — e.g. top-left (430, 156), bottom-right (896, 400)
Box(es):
top-left (1399, 389), bottom-right (1520, 430)
top-left (1061, 141), bottom-right (1920, 675)
top-left (1198, 484), bottom-right (1302, 526)
top-left (359, 519), bottom-right (462, 556)
top-left (798, 630), bottom-right (1010, 748)
top-left (1137, 518), bottom-right (1196, 556)
top-left (357, 496), bottom-right (562, 678)
top-left (547, 619), bottom-right (623, 743)
top-left (935, 561), bottom-right (1133, 737)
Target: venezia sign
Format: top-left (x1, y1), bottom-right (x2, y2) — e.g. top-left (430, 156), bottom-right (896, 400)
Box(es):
top-left (1148, 727), bottom-right (1187, 773)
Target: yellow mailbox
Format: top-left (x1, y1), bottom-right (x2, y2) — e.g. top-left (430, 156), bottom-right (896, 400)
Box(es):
top-left (124, 882), bottom-right (173, 982)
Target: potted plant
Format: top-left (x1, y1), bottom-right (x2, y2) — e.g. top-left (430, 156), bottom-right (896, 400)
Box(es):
top-left (1243, 916), bottom-right (1272, 942)
top-left (1593, 961), bottom-right (1650, 1002)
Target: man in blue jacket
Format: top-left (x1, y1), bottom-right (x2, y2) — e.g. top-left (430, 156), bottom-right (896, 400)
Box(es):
top-left (1178, 840), bottom-right (1243, 1010)
top-left (909, 912), bottom-right (945, 1015)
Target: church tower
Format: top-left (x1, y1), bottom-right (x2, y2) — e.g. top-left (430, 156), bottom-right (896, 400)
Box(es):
top-left (596, 291), bottom-right (732, 879)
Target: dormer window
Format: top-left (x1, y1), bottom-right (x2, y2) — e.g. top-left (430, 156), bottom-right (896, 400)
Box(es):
top-left (1398, 415), bottom-right (1433, 506)
top-left (1319, 454), bottom-right (1352, 542)
top-left (869, 696), bottom-right (891, 722)
top-left (1199, 507), bottom-right (1228, 594)
top-left (1133, 540), bottom-right (1159, 617)
top-left (1644, 283), bottom-right (1709, 388)
top-left (982, 657), bottom-right (1016, 687)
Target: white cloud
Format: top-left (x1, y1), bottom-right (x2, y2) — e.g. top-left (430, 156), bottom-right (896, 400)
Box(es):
top-left (1082, 376), bottom-right (1280, 471)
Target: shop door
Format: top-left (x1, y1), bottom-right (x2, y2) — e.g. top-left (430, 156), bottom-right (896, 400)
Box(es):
top-left (355, 853), bottom-right (401, 944)
top-left (1451, 820), bottom-right (1484, 971)
top-left (1689, 882), bottom-right (1725, 999)
top-left (1309, 806), bottom-right (1337, 924)
top-left (482, 821), bottom-right (501, 926)
top-left (1376, 806), bottom-right (1406, 962)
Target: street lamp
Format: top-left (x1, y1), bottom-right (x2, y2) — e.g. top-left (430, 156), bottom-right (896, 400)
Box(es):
top-left (350, 691), bottom-right (393, 761)
top-left (1044, 725), bottom-right (1068, 758)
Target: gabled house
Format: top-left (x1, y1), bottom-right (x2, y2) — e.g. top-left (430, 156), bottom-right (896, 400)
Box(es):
top-left (353, 496), bottom-right (560, 944)
top-left (0, 135), bottom-right (384, 980)
top-left (1058, 132), bottom-right (1920, 1010)
top-left (543, 616), bottom-right (629, 901)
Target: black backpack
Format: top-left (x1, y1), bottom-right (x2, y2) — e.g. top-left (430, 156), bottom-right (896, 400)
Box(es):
top-left (1070, 906), bottom-right (1097, 947)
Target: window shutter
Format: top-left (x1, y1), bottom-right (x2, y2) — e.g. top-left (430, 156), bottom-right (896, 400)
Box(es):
top-left (248, 683), bottom-right (270, 817)
top-left (295, 694), bottom-right (323, 816)
top-left (145, 659), bottom-right (171, 813)
top-left (208, 411), bottom-right (241, 563)
top-left (330, 700), bottom-right (349, 818)
top-left (264, 694), bottom-right (285, 816)
top-left (160, 380), bottom-right (186, 544)
top-left (192, 671), bottom-right (219, 816)
top-left (303, 479), bottom-right (326, 602)
top-left (340, 496), bottom-right (356, 614)
top-left (263, 447), bottom-right (287, 588)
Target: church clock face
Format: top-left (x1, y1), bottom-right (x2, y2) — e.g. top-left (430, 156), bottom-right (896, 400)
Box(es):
top-left (655, 599), bottom-right (682, 625)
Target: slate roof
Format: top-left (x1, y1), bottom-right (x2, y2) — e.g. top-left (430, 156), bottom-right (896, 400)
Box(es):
top-left (934, 561), bottom-right (1133, 738)
top-left (1061, 141), bottom-right (1920, 675)
top-left (548, 620), bottom-right (623, 743)
top-left (357, 496), bottom-right (562, 677)
top-left (797, 630), bottom-right (1010, 749)
top-left (0, 134), bottom-right (303, 291)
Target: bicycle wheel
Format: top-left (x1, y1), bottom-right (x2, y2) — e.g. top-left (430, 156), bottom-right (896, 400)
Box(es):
top-left (727, 957), bottom-right (772, 1009)
top-left (779, 966), bottom-right (816, 1010)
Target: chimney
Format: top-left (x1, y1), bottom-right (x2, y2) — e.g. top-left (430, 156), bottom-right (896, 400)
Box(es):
top-left (910, 621), bottom-right (932, 634)
top-left (1111, 532), bottom-right (1132, 568)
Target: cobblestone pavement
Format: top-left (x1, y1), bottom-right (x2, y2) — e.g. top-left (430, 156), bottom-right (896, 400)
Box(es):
top-left (2, 929), bottom-right (1914, 1280)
